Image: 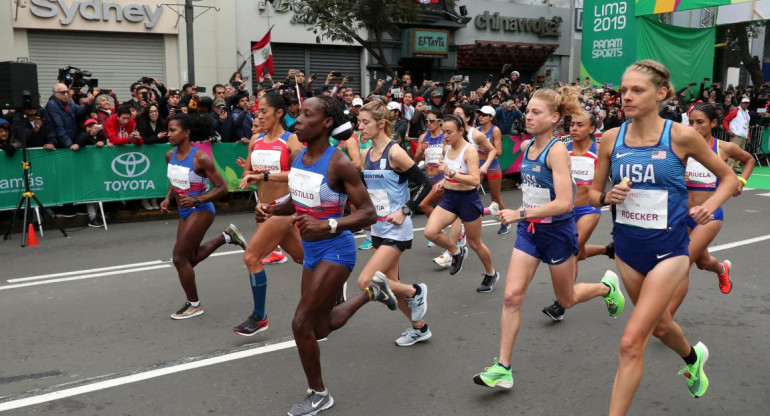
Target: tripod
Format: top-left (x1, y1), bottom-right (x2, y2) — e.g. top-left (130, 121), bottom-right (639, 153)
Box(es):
top-left (3, 114), bottom-right (68, 246)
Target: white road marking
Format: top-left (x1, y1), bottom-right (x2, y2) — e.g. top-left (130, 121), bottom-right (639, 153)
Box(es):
top-left (709, 234), bottom-right (770, 252)
top-left (7, 260), bottom-right (167, 283)
top-left (756, 192), bottom-right (770, 197)
top-left (0, 265), bottom-right (171, 291)
top-left (0, 339), bottom-right (299, 412)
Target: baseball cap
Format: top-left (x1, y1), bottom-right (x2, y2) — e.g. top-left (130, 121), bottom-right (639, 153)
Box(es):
top-left (387, 101), bottom-right (401, 111)
top-left (477, 105), bottom-right (496, 117)
top-left (352, 98), bottom-right (364, 107)
top-left (741, 97), bottom-right (750, 103)
top-left (431, 90), bottom-right (442, 97)
top-left (169, 89), bottom-right (181, 96)
top-left (84, 118), bottom-right (98, 127)
top-left (0, 119), bottom-right (9, 128)
top-left (414, 96), bottom-right (425, 103)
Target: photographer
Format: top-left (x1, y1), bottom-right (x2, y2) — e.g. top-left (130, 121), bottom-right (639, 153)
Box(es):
top-left (495, 98), bottom-right (523, 135)
top-left (603, 104), bottom-right (624, 131)
top-left (0, 119), bottom-right (22, 157)
top-left (122, 82), bottom-right (143, 111)
top-left (659, 99), bottom-right (683, 123)
top-left (104, 104), bottom-right (142, 145)
top-left (229, 91), bottom-right (253, 143)
top-left (140, 77), bottom-right (167, 104)
top-left (45, 82), bottom-right (92, 150)
top-left (136, 103), bottom-right (168, 145)
top-left (10, 107), bottom-right (55, 148)
top-left (164, 89), bottom-right (184, 122)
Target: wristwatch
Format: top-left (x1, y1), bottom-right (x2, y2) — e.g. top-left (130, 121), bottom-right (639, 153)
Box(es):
top-left (264, 171), bottom-right (270, 182)
top-left (449, 170), bottom-right (457, 178)
top-left (193, 197), bottom-right (201, 207)
top-left (401, 206), bottom-right (412, 216)
top-left (600, 192), bottom-right (608, 206)
top-left (519, 209), bottom-right (527, 219)
top-left (328, 218), bottom-right (338, 234)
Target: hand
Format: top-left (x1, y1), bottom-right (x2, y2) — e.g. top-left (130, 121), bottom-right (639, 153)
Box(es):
top-left (292, 214), bottom-right (330, 238)
top-left (438, 162), bottom-right (451, 176)
top-left (96, 141), bottom-right (104, 148)
top-left (480, 165), bottom-right (489, 175)
top-left (497, 208), bottom-right (521, 225)
top-left (385, 210), bottom-right (406, 226)
top-left (169, 107), bottom-right (176, 116)
top-left (341, 76), bottom-right (349, 84)
top-left (421, 141), bottom-right (428, 150)
top-left (109, 89), bottom-right (117, 97)
top-left (606, 181), bottom-right (632, 205)
top-left (259, 74), bottom-right (265, 83)
top-left (235, 157), bottom-right (247, 168)
top-left (435, 180), bottom-right (445, 191)
top-left (239, 137), bottom-right (251, 144)
top-left (107, 141), bottom-right (114, 148)
top-left (689, 205), bottom-right (713, 225)
top-left (160, 198), bottom-right (170, 213)
top-left (239, 174), bottom-right (259, 190)
top-left (219, 111), bottom-right (227, 121)
top-left (177, 195), bottom-right (196, 209)
top-left (70, 144), bottom-right (80, 151)
top-left (734, 181), bottom-right (745, 197)
top-left (158, 131), bottom-right (167, 138)
top-left (255, 202), bottom-right (273, 223)
top-left (43, 143), bottom-right (55, 150)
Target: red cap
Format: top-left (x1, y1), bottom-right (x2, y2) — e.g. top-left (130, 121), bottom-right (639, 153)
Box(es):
top-left (84, 118), bottom-right (98, 126)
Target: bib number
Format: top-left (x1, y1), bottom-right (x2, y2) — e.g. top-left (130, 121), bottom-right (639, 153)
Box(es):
top-left (570, 156), bottom-right (595, 185)
top-left (368, 188), bottom-right (391, 217)
top-left (251, 149), bottom-right (282, 173)
top-left (424, 147), bottom-right (442, 165)
top-left (288, 169), bottom-right (324, 208)
top-left (167, 164), bottom-right (190, 190)
top-left (685, 158), bottom-right (717, 188)
top-left (617, 189), bottom-right (668, 229)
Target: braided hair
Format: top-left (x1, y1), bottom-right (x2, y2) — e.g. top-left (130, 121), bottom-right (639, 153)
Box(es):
top-left (316, 95), bottom-right (353, 141)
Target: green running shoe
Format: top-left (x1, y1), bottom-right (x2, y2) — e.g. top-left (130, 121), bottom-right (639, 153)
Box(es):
top-left (472, 358), bottom-right (513, 389)
top-left (601, 270), bottom-right (625, 318)
top-left (678, 342), bottom-right (710, 398)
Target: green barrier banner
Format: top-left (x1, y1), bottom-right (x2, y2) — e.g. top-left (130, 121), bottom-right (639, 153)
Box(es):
top-left (635, 0), bottom-right (752, 16)
top-left (581, 0), bottom-right (638, 88)
top-left (0, 143), bottom-right (251, 210)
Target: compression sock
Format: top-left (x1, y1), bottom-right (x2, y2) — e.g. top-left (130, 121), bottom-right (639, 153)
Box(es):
top-left (250, 271), bottom-right (267, 318)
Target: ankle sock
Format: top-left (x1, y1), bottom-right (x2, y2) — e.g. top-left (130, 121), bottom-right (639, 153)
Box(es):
top-left (683, 346), bottom-right (697, 365)
top-left (497, 362), bottom-right (511, 370)
top-left (190, 300), bottom-right (200, 308)
top-left (452, 248), bottom-right (461, 256)
top-left (222, 232), bottom-right (232, 244)
top-left (250, 271), bottom-right (267, 318)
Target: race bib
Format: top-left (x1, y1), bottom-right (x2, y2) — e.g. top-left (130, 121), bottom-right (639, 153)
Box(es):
top-left (522, 184), bottom-right (552, 209)
top-left (617, 189), bottom-right (668, 229)
top-left (424, 147), bottom-right (442, 165)
top-left (288, 169), bottom-right (324, 208)
top-left (685, 158), bottom-right (717, 189)
top-left (570, 155), bottom-right (595, 185)
top-left (251, 149), bottom-right (282, 173)
top-left (167, 164), bottom-right (190, 190)
top-left (368, 188), bottom-right (391, 217)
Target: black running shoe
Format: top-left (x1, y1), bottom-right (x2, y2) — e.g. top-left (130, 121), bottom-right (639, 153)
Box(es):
top-left (476, 271), bottom-right (500, 293)
top-left (449, 246), bottom-right (469, 276)
top-left (605, 242), bottom-right (615, 259)
top-left (233, 314), bottom-right (269, 337)
top-left (542, 300), bottom-right (565, 321)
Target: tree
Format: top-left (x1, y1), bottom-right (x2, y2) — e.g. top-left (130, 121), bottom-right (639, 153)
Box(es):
top-left (726, 21), bottom-right (767, 87)
top-left (294, 0), bottom-right (456, 79)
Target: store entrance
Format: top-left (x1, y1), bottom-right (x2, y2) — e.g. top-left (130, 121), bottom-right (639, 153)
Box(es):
top-left (398, 57), bottom-right (436, 86)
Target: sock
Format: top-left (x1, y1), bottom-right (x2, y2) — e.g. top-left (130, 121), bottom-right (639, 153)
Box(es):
top-left (249, 271), bottom-right (267, 318)
top-left (419, 323), bottom-right (429, 333)
top-left (311, 389), bottom-right (328, 396)
top-left (190, 300), bottom-right (200, 307)
top-left (365, 230), bottom-right (371, 240)
top-left (683, 346), bottom-right (697, 365)
top-left (485, 270), bottom-right (496, 277)
top-left (413, 283), bottom-right (422, 296)
top-left (497, 362), bottom-right (511, 370)
top-left (452, 248), bottom-right (461, 256)
top-left (222, 232), bottom-right (232, 244)
top-left (602, 282), bottom-right (612, 296)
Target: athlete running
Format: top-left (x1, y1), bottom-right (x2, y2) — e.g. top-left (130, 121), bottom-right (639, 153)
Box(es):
top-left (472, 87), bottom-right (626, 389)
top-left (477, 105), bottom-right (509, 234)
top-left (160, 113), bottom-right (245, 319)
top-left (589, 60), bottom-right (737, 415)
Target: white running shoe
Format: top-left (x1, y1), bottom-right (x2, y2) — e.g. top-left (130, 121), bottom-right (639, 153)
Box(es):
top-left (433, 251), bottom-right (451, 268)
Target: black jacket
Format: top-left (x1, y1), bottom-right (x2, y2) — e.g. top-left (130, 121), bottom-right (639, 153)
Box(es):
top-left (135, 116), bottom-right (169, 145)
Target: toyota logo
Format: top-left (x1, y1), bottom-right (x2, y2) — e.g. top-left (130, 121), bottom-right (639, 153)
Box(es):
top-left (111, 152), bottom-right (151, 178)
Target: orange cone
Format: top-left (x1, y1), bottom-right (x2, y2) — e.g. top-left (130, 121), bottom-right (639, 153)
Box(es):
top-left (26, 223), bottom-right (39, 247)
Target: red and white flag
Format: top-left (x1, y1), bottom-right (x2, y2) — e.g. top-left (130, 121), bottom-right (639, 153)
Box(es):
top-left (252, 29), bottom-right (274, 77)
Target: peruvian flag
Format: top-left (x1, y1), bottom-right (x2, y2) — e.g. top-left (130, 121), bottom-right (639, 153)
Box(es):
top-left (252, 29), bottom-right (274, 77)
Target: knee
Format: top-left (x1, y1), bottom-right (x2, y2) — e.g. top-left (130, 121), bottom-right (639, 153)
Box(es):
top-left (357, 274), bottom-right (371, 291)
top-left (424, 228), bottom-right (438, 241)
top-left (694, 256), bottom-right (709, 271)
top-left (467, 238), bottom-right (484, 251)
top-left (652, 319), bottom-right (673, 340)
top-left (502, 290), bottom-right (524, 311)
top-left (618, 334), bottom-right (645, 363)
top-left (291, 310), bottom-right (314, 337)
top-left (556, 295), bottom-right (577, 309)
top-left (243, 250), bottom-right (262, 269)
top-left (172, 253), bottom-right (190, 268)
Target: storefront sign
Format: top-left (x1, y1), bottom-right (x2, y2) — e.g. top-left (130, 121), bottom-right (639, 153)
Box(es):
top-left (474, 11), bottom-right (562, 37)
top-left (402, 29), bottom-right (449, 57)
top-left (14, 0), bottom-right (178, 34)
top-left (580, 0), bottom-right (637, 87)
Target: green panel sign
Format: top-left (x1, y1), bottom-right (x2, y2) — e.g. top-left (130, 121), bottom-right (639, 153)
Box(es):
top-left (402, 29), bottom-right (448, 57)
top-left (580, 0), bottom-right (638, 87)
top-left (635, 0), bottom-right (751, 16)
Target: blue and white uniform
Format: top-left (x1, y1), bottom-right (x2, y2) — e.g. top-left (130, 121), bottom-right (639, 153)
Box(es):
top-left (685, 137), bottom-right (724, 228)
top-left (167, 146), bottom-right (215, 220)
top-left (288, 146), bottom-right (356, 270)
top-left (568, 140), bottom-right (602, 223)
top-left (480, 125), bottom-right (503, 177)
top-left (514, 138), bottom-right (577, 265)
top-left (611, 120), bottom-right (689, 274)
top-left (364, 141), bottom-right (413, 249)
top-left (423, 130), bottom-right (445, 184)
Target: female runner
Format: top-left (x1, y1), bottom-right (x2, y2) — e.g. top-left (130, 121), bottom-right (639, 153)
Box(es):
top-left (664, 102), bottom-right (754, 316)
top-left (232, 93), bottom-right (304, 336)
top-left (477, 105), bottom-right (509, 234)
top-left (588, 60), bottom-right (737, 414)
top-left (160, 113), bottom-right (246, 319)
top-left (542, 112), bottom-right (616, 321)
top-left (423, 114), bottom-right (499, 293)
top-left (258, 96), bottom-right (396, 416)
top-left (357, 101), bottom-right (433, 346)
top-left (473, 87), bottom-right (625, 388)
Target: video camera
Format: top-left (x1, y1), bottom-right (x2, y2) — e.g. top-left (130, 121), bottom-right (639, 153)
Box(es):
top-left (58, 66), bottom-right (98, 90)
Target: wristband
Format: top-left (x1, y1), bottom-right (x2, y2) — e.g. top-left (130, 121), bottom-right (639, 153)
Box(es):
top-left (600, 192), bottom-right (608, 206)
top-left (737, 176), bottom-right (747, 186)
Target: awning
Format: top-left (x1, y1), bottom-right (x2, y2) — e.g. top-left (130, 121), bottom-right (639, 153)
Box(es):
top-left (457, 41), bottom-right (558, 72)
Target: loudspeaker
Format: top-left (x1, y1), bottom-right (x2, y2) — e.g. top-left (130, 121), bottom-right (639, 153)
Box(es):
top-left (0, 61), bottom-right (39, 110)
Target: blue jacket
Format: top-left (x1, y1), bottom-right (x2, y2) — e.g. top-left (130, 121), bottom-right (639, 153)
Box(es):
top-left (44, 96), bottom-right (90, 148)
top-left (496, 108), bottom-right (523, 135)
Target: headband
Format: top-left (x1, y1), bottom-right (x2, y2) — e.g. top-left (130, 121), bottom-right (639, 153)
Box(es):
top-left (331, 121), bottom-right (352, 137)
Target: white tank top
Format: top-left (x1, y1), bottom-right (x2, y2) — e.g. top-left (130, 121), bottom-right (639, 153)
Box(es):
top-left (443, 143), bottom-right (470, 183)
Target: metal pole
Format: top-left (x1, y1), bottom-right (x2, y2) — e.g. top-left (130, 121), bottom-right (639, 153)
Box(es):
top-left (185, 0), bottom-right (195, 84)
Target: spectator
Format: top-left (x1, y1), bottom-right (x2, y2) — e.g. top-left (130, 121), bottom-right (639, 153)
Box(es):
top-left (10, 107), bottom-right (55, 148)
top-left (212, 97), bottom-right (233, 141)
top-left (409, 97), bottom-right (427, 139)
top-left (122, 81), bottom-right (143, 111)
top-left (603, 104), bottom-right (624, 131)
top-left (135, 103), bottom-right (168, 145)
top-left (400, 72), bottom-right (418, 97)
top-left (429, 90), bottom-right (444, 112)
top-left (213, 84), bottom-right (226, 101)
top-left (723, 97), bottom-right (751, 171)
top-left (75, 118), bottom-right (109, 148)
top-left (0, 118), bottom-right (22, 157)
top-left (229, 91), bottom-right (253, 143)
top-left (164, 89), bottom-right (183, 121)
top-left (495, 98), bottom-right (523, 135)
top-left (104, 104), bottom-right (142, 145)
top-left (44, 82), bottom-right (91, 150)
top-left (284, 97), bottom-right (300, 129)
top-left (342, 89), bottom-right (355, 111)
top-left (387, 101), bottom-right (408, 146)
top-left (94, 91), bottom-right (118, 126)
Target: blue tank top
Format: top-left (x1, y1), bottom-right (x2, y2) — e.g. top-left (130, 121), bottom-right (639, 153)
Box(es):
top-left (423, 130), bottom-right (444, 167)
top-left (611, 120), bottom-right (688, 245)
top-left (288, 146), bottom-right (348, 221)
top-left (685, 137), bottom-right (720, 191)
top-left (167, 147), bottom-right (209, 196)
top-left (520, 138), bottom-right (574, 223)
top-left (364, 141), bottom-right (412, 241)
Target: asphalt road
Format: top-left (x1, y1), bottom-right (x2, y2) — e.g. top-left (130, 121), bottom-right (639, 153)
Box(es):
top-left (0, 188), bottom-right (769, 415)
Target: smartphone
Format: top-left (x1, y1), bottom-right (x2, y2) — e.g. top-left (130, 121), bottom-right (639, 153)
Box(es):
top-left (197, 86), bottom-right (207, 93)
top-left (332, 71), bottom-right (340, 77)
top-left (452, 75), bottom-right (463, 82)
top-left (262, 67), bottom-right (269, 76)
top-left (141, 92), bottom-right (149, 101)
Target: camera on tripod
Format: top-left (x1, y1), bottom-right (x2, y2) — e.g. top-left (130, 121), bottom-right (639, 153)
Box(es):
top-left (58, 66), bottom-right (98, 91)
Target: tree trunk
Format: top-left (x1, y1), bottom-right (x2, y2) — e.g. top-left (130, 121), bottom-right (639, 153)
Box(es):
top-left (731, 23), bottom-right (765, 87)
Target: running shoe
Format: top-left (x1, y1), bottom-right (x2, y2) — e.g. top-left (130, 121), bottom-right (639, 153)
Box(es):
top-left (287, 390), bottom-right (334, 416)
top-left (233, 314), bottom-right (269, 337)
top-left (88, 217), bottom-right (104, 228)
top-left (459, 225), bottom-right (467, 248)
top-left (497, 223), bottom-right (510, 235)
top-left (433, 251), bottom-right (451, 268)
top-left (487, 201), bottom-right (500, 216)
top-left (406, 283), bottom-right (428, 322)
top-left (150, 199), bottom-right (160, 210)
top-left (261, 250), bottom-right (288, 265)
top-left (601, 270), bottom-right (625, 318)
top-left (335, 282), bottom-right (348, 306)
top-left (542, 300), bottom-right (566, 321)
top-left (473, 358), bottom-right (514, 389)
top-left (395, 324), bottom-right (432, 346)
top-left (476, 271), bottom-right (500, 293)
top-left (678, 342), bottom-right (710, 398)
top-left (141, 199), bottom-right (154, 211)
top-left (170, 302), bottom-right (203, 320)
top-left (357, 238), bottom-right (373, 250)
top-left (224, 224), bottom-right (247, 250)
top-left (427, 240), bottom-right (436, 248)
top-left (717, 260), bottom-right (732, 294)
top-left (449, 246), bottom-right (469, 276)
top-left (370, 272), bottom-right (397, 310)
top-left (605, 241), bottom-right (615, 259)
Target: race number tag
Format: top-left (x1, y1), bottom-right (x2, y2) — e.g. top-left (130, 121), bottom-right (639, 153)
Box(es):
top-left (251, 150), bottom-right (282, 173)
top-left (424, 147), bottom-right (442, 165)
top-left (570, 156), bottom-right (595, 185)
top-left (685, 158), bottom-right (717, 189)
top-left (617, 189), bottom-right (668, 229)
top-left (167, 164), bottom-right (190, 190)
top-left (368, 188), bottom-right (391, 217)
top-left (288, 169), bottom-right (324, 208)
top-left (522, 184), bottom-right (551, 209)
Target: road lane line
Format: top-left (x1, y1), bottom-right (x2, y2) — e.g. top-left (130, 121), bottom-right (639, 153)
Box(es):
top-left (709, 234), bottom-right (770, 252)
top-left (0, 337), bottom-right (300, 412)
top-left (0, 265), bottom-right (171, 291)
top-left (7, 260), bottom-right (167, 283)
